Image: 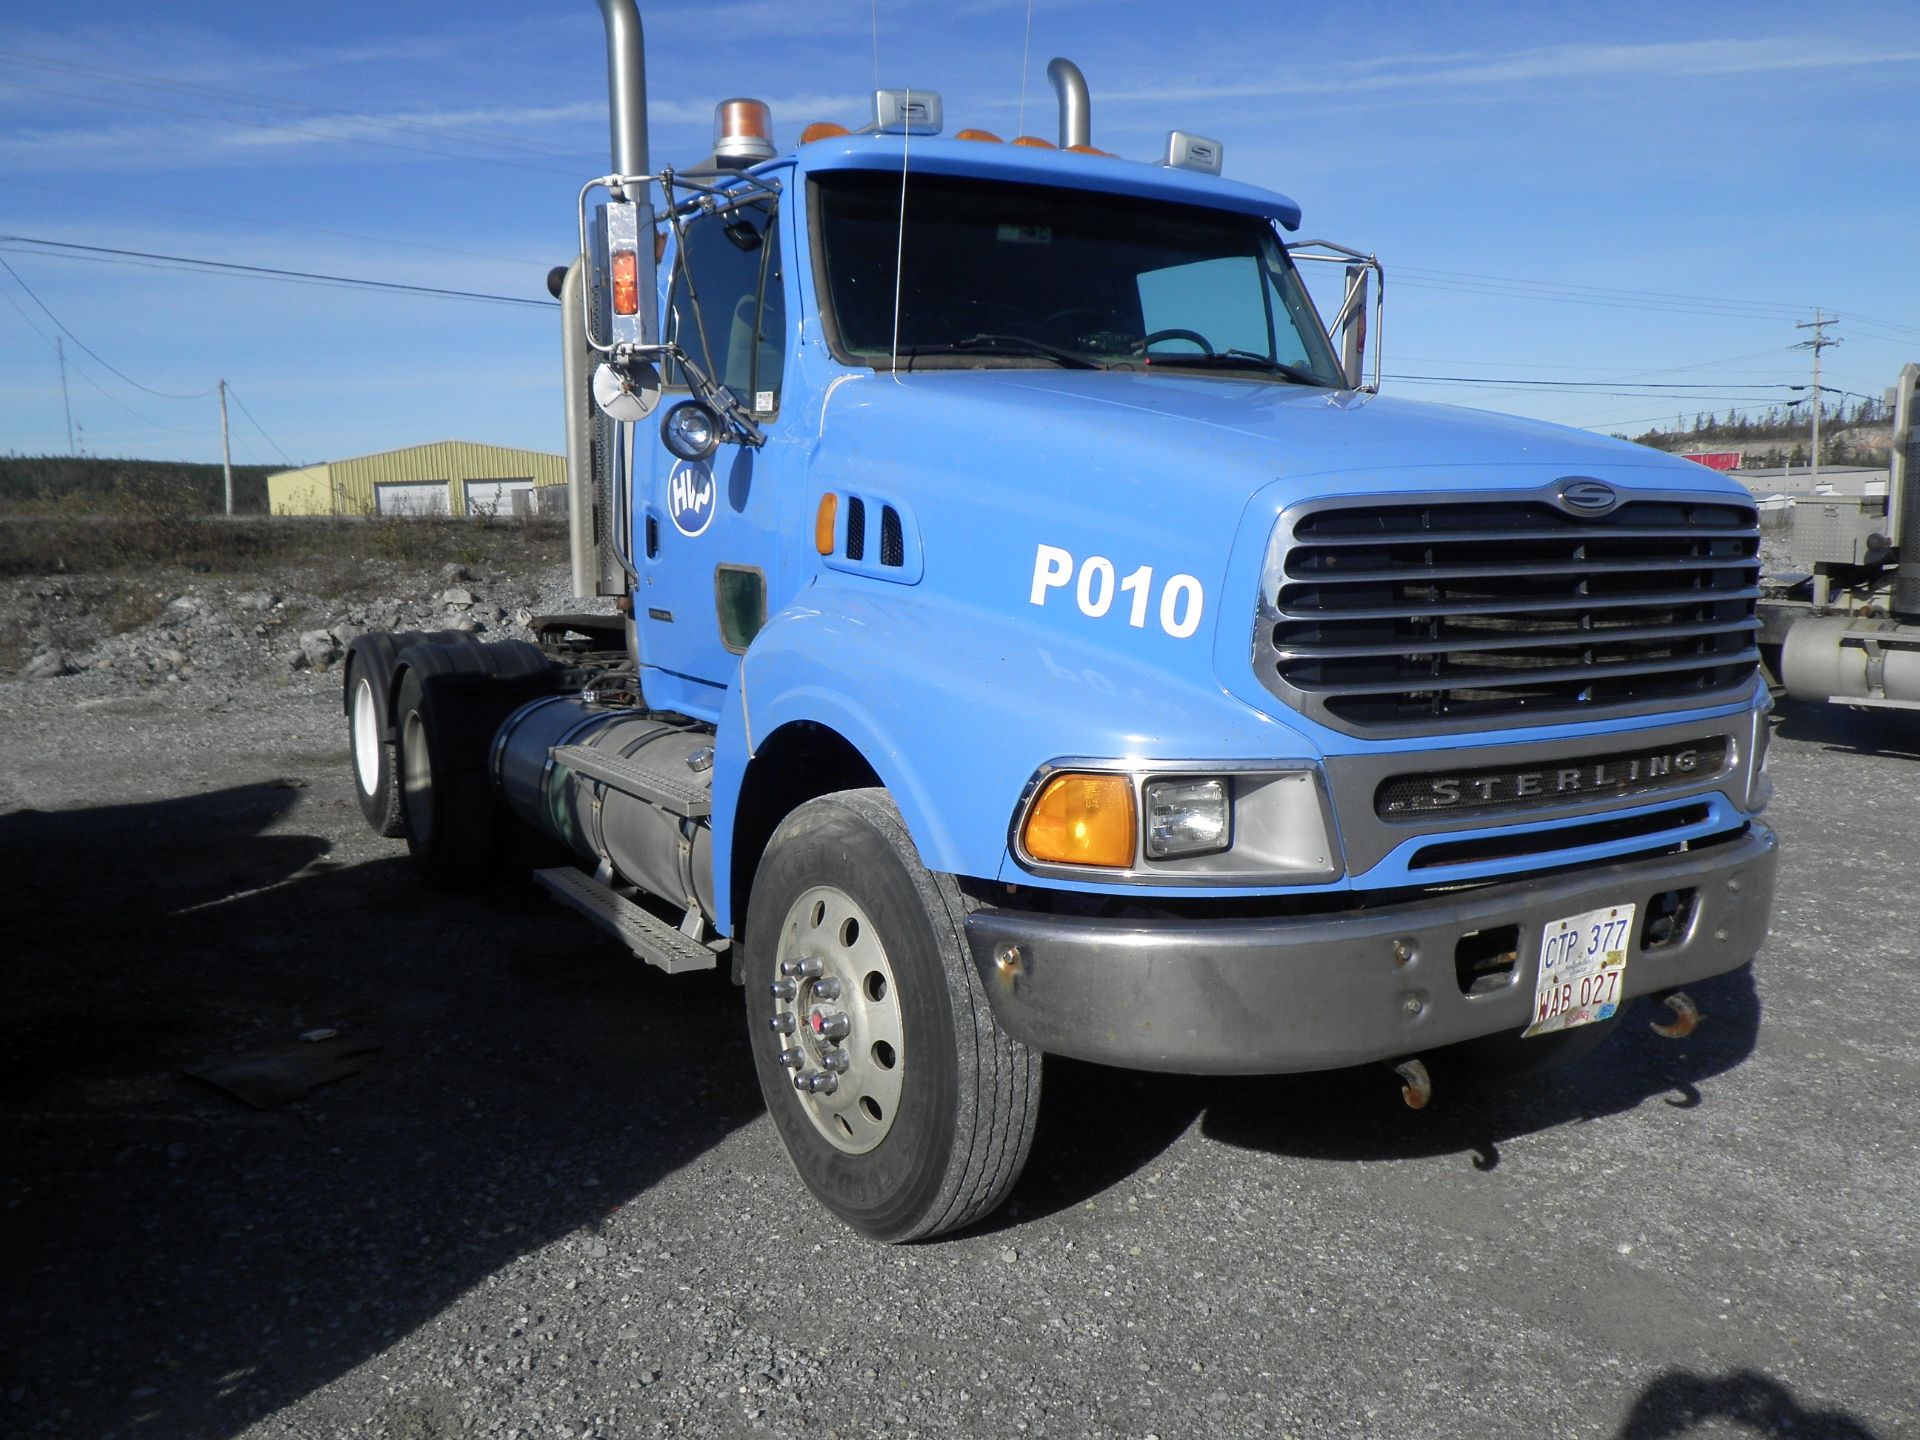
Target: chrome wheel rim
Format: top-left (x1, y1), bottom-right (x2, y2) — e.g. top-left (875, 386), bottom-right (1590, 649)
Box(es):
top-left (772, 884), bottom-right (905, 1155)
top-left (351, 677), bottom-right (381, 797)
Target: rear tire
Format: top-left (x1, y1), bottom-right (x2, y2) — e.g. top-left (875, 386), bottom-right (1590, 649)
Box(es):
top-left (394, 667), bottom-right (503, 889)
top-left (745, 789), bottom-right (1040, 1242)
top-left (348, 666), bottom-right (406, 838)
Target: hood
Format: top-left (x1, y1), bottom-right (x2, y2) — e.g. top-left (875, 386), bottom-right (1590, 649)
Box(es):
top-left (848, 368), bottom-right (1730, 492)
top-left (803, 369), bottom-right (1750, 755)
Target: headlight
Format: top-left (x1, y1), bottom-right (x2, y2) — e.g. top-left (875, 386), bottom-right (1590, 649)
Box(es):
top-left (1144, 778), bottom-right (1231, 858)
top-left (1013, 762), bottom-right (1341, 884)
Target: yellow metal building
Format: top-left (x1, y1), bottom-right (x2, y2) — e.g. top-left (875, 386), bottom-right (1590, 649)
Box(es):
top-left (267, 441), bottom-right (566, 517)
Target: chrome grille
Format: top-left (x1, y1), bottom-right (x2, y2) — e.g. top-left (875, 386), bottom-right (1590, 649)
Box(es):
top-left (1258, 490), bottom-right (1762, 734)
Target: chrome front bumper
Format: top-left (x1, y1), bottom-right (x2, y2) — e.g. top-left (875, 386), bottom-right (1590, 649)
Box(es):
top-left (964, 824), bottom-right (1776, 1074)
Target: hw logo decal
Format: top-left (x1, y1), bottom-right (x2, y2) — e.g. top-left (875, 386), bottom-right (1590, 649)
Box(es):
top-left (668, 461), bottom-right (716, 538)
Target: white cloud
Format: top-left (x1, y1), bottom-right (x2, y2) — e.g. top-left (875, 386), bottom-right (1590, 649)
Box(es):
top-left (1096, 35), bottom-right (1920, 107)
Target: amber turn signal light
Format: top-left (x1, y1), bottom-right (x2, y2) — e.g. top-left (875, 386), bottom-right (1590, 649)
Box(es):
top-left (1023, 773), bottom-right (1135, 869)
top-left (611, 249), bottom-right (638, 316)
top-left (815, 493), bottom-right (838, 555)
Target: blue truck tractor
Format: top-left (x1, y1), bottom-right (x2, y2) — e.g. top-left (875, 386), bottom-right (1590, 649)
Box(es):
top-left (343, 1), bottom-right (1778, 1241)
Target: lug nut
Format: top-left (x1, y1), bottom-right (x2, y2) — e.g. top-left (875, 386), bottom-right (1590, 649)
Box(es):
top-left (805, 1072), bottom-right (840, 1095)
top-left (793, 1069), bottom-right (816, 1091)
top-left (820, 1048), bottom-right (850, 1073)
top-left (809, 1009), bottom-right (851, 1041)
top-left (770, 980), bottom-right (797, 1001)
top-left (778, 1047), bottom-right (805, 1069)
top-left (769, 1013), bottom-right (796, 1035)
top-left (780, 956), bottom-right (824, 979)
top-left (812, 976), bottom-right (843, 1001)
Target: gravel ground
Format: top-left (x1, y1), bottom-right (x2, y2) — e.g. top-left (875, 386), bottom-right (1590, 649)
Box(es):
top-left (2, 543), bottom-right (1915, 1440)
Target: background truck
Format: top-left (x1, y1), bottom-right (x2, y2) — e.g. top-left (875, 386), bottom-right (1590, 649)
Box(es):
top-left (342, 0), bottom-right (1778, 1241)
top-left (1761, 363), bottom-right (1920, 711)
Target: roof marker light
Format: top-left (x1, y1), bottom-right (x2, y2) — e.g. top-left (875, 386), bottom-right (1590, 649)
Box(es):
top-left (872, 89), bottom-right (943, 135)
top-left (1011, 135), bottom-right (1056, 149)
top-left (800, 121), bottom-right (851, 144)
top-left (1163, 130), bottom-right (1223, 175)
top-left (954, 128), bottom-right (1003, 143)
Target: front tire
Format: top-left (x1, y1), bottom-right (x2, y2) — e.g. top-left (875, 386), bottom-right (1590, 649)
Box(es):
top-left (745, 790), bottom-right (1041, 1242)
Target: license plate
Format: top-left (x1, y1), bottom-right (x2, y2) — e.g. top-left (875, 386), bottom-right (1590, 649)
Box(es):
top-left (1526, 903), bottom-right (1636, 1037)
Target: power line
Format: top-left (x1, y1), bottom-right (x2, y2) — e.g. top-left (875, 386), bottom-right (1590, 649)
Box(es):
top-left (1385, 373), bottom-right (1801, 391)
top-left (1574, 396), bottom-right (1814, 433)
top-left (7, 177), bottom-right (555, 269)
top-left (0, 273), bottom-right (203, 438)
top-left (223, 385), bottom-right (295, 467)
top-left (1393, 265), bottom-right (1808, 322)
top-left (0, 235), bottom-right (558, 309)
top-left (0, 255), bottom-right (218, 399)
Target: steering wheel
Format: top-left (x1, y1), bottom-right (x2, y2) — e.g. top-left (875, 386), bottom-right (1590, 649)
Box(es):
top-left (1142, 328), bottom-right (1214, 356)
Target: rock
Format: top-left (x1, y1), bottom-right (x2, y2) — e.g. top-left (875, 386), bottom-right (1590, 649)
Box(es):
top-left (511, 607), bottom-right (534, 631)
top-left (333, 624), bottom-right (366, 653)
top-left (236, 590), bottom-right (277, 612)
top-left (442, 563), bottom-right (471, 582)
top-left (451, 617), bottom-right (482, 633)
top-left (299, 629), bottom-right (341, 670)
top-left (22, 649), bottom-right (72, 680)
top-left (441, 588), bottom-right (475, 609)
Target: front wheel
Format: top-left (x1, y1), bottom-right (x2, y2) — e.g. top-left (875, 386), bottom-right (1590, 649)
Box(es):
top-left (745, 790), bottom-right (1041, 1242)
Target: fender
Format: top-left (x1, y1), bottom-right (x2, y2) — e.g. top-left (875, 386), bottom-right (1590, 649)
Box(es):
top-left (708, 580), bottom-right (1323, 930)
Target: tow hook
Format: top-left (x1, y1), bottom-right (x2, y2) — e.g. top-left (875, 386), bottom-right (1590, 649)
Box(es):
top-left (1650, 990), bottom-right (1701, 1039)
top-left (1391, 1057), bottom-right (1432, 1110)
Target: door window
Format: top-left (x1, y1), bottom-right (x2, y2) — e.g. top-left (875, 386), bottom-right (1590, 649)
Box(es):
top-left (664, 201), bottom-right (785, 412)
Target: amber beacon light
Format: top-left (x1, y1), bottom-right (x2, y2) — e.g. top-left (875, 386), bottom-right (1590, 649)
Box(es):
top-left (1023, 773), bottom-right (1136, 869)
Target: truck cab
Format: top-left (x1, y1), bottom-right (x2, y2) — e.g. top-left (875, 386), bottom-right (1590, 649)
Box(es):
top-left (346, 2), bottom-right (1777, 1241)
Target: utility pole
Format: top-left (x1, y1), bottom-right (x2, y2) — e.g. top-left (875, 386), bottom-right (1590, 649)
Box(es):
top-left (218, 378), bottom-right (233, 517)
top-left (1794, 311), bottom-right (1840, 485)
top-left (56, 337), bottom-right (74, 455)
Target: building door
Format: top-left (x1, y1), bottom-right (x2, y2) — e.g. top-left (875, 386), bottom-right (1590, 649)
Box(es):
top-left (462, 477), bottom-right (534, 518)
top-left (373, 481), bottom-right (450, 516)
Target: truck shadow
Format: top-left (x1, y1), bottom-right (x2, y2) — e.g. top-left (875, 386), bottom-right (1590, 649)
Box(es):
top-left (1772, 696), bottom-right (1920, 758)
top-left (0, 782), bottom-right (759, 1440)
top-left (1006, 966), bottom-right (1760, 1223)
top-left (1613, 1368), bottom-right (1882, 1439)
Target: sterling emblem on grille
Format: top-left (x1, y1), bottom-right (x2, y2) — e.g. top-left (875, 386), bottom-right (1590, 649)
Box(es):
top-left (1555, 477), bottom-right (1621, 514)
top-left (1375, 736), bottom-right (1731, 819)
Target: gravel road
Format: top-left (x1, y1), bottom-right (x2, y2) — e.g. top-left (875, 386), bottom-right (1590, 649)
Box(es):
top-left (2, 562), bottom-right (1915, 1440)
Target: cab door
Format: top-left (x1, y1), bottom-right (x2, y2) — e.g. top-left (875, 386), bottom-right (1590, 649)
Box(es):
top-left (635, 188), bottom-right (793, 718)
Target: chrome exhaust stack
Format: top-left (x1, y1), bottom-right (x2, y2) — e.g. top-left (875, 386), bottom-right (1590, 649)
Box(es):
top-left (1047, 57), bottom-right (1091, 150)
top-left (596, 0), bottom-right (650, 179)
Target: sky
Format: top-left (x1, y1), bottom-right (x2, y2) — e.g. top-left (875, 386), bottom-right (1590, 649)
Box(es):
top-left (2, 0), bottom-right (1917, 469)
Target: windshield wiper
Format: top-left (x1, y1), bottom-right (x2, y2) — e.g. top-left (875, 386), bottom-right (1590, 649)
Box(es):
top-left (896, 334), bottom-right (1104, 370)
top-left (1160, 349), bottom-right (1329, 385)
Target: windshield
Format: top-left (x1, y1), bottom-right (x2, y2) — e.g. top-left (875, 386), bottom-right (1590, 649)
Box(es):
top-left (812, 171), bottom-right (1344, 384)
